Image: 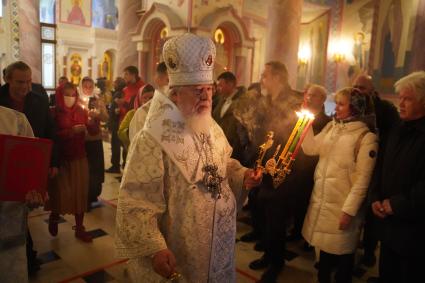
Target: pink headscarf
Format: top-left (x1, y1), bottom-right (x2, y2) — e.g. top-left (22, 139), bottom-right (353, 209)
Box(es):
top-left (133, 84), bottom-right (155, 109)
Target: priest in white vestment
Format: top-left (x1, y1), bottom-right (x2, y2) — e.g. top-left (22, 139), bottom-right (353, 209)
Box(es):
top-left (115, 33), bottom-right (262, 282)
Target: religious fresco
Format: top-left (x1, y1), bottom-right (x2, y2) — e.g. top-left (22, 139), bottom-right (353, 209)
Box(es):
top-left (92, 0), bottom-right (117, 29)
top-left (99, 51), bottom-right (112, 81)
top-left (60, 0), bottom-right (92, 27)
top-left (340, 0), bottom-right (374, 84)
top-left (298, 11), bottom-right (330, 89)
top-left (326, 0), bottom-right (375, 89)
top-left (370, 0), bottom-right (419, 94)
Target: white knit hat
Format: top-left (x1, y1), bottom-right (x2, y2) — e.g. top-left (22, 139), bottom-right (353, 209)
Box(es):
top-left (163, 33), bottom-right (216, 86)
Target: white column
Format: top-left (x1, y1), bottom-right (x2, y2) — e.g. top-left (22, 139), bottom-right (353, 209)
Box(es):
top-left (265, 0), bottom-right (302, 87)
top-left (117, 0), bottom-right (140, 76)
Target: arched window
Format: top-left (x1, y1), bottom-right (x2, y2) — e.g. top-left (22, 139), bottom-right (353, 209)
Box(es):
top-left (40, 0), bottom-right (56, 90)
top-left (213, 27), bottom-right (233, 78)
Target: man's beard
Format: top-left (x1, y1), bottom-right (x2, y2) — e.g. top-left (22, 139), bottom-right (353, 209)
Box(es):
top-left (185, 112), bottom-right (213, 135)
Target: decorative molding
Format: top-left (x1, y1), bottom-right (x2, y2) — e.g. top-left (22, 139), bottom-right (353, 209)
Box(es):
top-left (11, 0), bottom-right (19, 60)
top-left (132, 2), bottom-right (185, 37)
top-left (198, 5), bottom-right (255, 48)
top-left (94, 28), bottom-right (118, 40)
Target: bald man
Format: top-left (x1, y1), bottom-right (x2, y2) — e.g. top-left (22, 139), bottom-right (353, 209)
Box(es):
top-left (352, 75), bottom-right (400, 268)
top-left (353, 75), bottom-right (400, 141)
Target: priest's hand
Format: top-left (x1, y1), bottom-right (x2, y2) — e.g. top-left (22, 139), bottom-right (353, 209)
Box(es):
top-left (243, 169), bottom-right (262, 189)
top-left (152, 249), bottom-right (176, 279)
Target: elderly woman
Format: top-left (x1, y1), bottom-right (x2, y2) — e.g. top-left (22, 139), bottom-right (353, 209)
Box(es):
top-left (302, 87), bottom-right (378, 283)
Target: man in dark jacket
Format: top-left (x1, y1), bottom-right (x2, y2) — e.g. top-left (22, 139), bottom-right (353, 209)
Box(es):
top-left (353, 75), bottom-right (400, 267)
top-left (0, 61), bottom-right (58, 276)
top-left (213, 71), bottom-right (248, 165)
top-left (235, 62), bottom-right (330, 283)
top-left (370, 71), bottom-right (425, 283)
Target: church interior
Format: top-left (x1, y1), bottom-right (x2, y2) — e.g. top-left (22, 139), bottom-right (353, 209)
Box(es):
top-left (1, 0), bottom-right (424, 282)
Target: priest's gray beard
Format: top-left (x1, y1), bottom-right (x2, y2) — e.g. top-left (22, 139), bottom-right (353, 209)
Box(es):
top-left (186, 112), bottom-right (213, 135)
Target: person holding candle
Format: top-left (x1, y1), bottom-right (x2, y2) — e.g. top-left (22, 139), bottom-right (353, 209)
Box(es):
top-left (78, 77), bottom-right (109, 209)
top-left (288, 84), bottom-right (331, 242)
top-left (46, 83), bottom-right (93, 242)
top-left (301, 87), bottom-right (378, 283)
top-left (237, 62), bottom-right (330, 283)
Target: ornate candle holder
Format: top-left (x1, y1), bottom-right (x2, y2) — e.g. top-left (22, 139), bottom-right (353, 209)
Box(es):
top-left (255, 110), bottom-right (315, 188)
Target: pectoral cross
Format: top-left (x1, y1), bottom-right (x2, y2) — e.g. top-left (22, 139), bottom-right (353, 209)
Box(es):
top-left (202, 164), bottom-right (224, 199)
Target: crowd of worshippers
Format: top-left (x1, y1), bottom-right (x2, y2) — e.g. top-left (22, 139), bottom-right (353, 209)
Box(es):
top-left (211, 64), bottom-right (425, 283)
top-left (1, 42), bottom-right (424, 283)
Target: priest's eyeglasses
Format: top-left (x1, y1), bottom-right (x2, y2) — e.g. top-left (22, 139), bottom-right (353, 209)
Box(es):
top-left (184, 85), bottom-right (213, 97)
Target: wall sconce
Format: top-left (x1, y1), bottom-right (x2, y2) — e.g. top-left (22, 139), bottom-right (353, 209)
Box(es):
top-left (298, 44), bottom-right (311, 66)
top-left (329, 38), bottom-right (352, 63)
top-left (332, 52), bottom-right (345, 63)
top-left (214, 28), bottom-right (225, 45)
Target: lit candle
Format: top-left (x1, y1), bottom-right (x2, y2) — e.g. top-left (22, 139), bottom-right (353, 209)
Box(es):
top-left (291, 113), bottom-right (315, 159)
top-left (278, 112), bottom-right (305, 165)
top-left (288, 111), bottom-right (310, 153)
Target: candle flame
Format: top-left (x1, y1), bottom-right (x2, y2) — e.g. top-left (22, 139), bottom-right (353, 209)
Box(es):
top-left (296, 109), bottom-right (315, 120)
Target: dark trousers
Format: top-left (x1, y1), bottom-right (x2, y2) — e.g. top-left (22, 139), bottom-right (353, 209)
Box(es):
top-left (256, 177), bottom-right (295, 265)
top-left (379, 244), bottom-right (422, 283)
top-left (362, 208), bottom-right (378, 257)
top-left (318, 251), bottom-right (354, 283)
top-left (110, 130), bottom-right (121, 168)
top-left (86, 140), bottom-right (105, 203)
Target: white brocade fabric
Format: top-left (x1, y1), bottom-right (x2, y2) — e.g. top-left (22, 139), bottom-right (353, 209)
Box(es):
top-left (115, 93), bottom-right (247, 282)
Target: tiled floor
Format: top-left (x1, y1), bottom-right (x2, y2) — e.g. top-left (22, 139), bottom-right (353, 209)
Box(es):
top-left (28, 143), bottom-right (378, 283)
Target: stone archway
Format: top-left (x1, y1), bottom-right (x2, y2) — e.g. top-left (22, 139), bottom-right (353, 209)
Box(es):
top-left (132, 3), bottom-right (185, 83)
top-left (198, 6), bottom-right (254, 86)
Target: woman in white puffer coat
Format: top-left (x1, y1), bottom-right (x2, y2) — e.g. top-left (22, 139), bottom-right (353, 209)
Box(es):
top-left (302, 87), bottom-right (378, 283)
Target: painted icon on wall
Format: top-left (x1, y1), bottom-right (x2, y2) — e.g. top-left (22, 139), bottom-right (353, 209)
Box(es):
top-left (92, 0), bottom-right (117, 29)
top-left (60, 0), bottom-right (92, 27)
top-left (70, 54), bottom-right (83, 85)
top-left (100, 52), bottom-right (112, 81)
